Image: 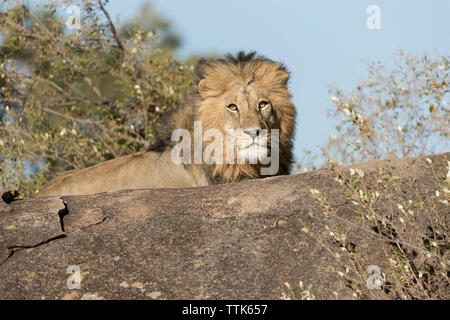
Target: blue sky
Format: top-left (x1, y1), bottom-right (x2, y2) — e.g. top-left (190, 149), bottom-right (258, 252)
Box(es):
top-left (70, 1), bottom-right (450, 159)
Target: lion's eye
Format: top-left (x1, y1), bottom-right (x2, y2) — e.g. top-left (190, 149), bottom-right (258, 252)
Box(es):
top-left (227, 104), bottom-right (238, 111)
top-left (259, 101), bottom-right (269, 109)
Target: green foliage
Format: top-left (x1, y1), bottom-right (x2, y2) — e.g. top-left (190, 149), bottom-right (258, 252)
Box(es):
top-left (0, 0), bottom-right (193, 196)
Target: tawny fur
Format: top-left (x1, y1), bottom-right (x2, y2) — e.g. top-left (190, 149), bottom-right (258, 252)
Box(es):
top-left (37, 52), bottom-right (296, 197)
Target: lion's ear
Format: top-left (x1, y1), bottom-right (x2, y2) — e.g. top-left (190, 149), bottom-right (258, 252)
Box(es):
top-left (197, 79), bottom-right (208, 97)
top-left (194, 59), bottom-right (214, 97)
top-left (275, 64), bottom-right (290, 87)
top-left (254, 61), bottom-right (290, 89)
top-left (194, 58), bottom-right (210, 83)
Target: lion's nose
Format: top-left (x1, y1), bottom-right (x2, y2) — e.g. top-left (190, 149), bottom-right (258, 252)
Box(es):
top-left (243, 129), bottom-right (262, 139)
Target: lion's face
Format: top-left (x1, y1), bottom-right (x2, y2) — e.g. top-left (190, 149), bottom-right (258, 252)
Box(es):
top-left (194, 53), bottom-right (296, 171)
top-left (211, 82), bottom-right (275, 163)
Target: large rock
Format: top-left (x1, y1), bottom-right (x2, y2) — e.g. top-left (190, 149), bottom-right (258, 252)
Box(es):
top-left (0, 153), bottom-right (448, 299)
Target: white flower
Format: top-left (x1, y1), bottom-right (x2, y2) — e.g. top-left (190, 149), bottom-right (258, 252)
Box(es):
top-left (356, 168), bottom-right (364, 177)
top-left (446, 161), bottom-right (450, 179)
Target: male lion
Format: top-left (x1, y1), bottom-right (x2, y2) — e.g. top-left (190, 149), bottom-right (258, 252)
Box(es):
top-left (37, 52), bottom-right (296, 197)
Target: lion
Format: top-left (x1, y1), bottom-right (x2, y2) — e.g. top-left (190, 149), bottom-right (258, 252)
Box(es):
top-left (36, 51), bottom-right (296, 197)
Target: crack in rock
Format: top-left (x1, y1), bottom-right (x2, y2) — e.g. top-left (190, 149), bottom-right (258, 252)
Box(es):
top-left (61, 200), bottom-right (107, 233)
top-left (0, 197), bottom-right (66, 249)
top-left (58, 199), bottom-right (69, 232)
top-left (0, 230), bottom-right (12, 266)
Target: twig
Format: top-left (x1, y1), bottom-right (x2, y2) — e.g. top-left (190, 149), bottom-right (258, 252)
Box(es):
top-left (97, 0), bottom-right (124, 54)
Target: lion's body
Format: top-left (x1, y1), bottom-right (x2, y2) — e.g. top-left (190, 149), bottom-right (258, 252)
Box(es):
top-left (37, 150), bottom-right (210, 196)
top-left (37, 52), bottom-right (296, 197)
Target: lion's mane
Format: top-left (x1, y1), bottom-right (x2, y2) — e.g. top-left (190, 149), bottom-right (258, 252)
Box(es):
top-left (150, 51), bottom-right (296, 183)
